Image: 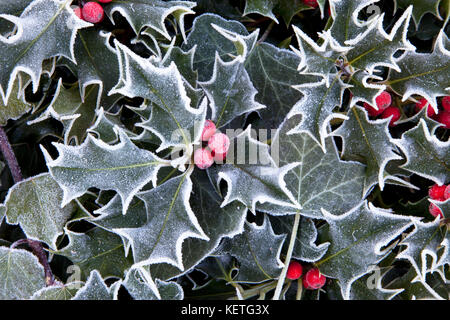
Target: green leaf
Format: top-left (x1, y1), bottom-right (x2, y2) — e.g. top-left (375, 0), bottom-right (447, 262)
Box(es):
top-left (0, 1), bottom-right (33, 35)
top-left (0, 247), bottom-right (46, 299)
top-left (316, 201), bottom-right (413, 300)
top-left (45, 128), bottom-right (168, 215)
top-left (275, 0), bottom-right (315, 26)
top-left (31, 283), bottom-right (81, 300)
top-left (0, 75), bottom-right (32, 126)
top-left (348, 70), bottom-right (386, 108)
top-left (259, 114), bottom-right (366, 219)
top-left (88, 107), bottom-right (136, 144)
top-left (395, 0), bottom-right (442, 27)
top-left (56, 227), bottom-right (134, 281)
top-left (72, 270), bottom-right (120, 300)
top-left (216, 215), bottom-right (286, 283)
top-left (332, 106), bottom-right (404, 192)
top-left (394, 119), bottom-right (449, 186)
top-left (113, 170), bottom-right (209, 271)
top-left (387, 30), bottom-right (450, 112)
top-left (4, 173), bottom-right (75, 249)
top-left (0, 0), bottom-right (90, 105)
top-left (110, 41), bottom-right (207, 153)
top-left (243, 0), bottom-right (279, 23)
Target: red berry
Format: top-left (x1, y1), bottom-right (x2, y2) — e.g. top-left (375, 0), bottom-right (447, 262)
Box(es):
top-left (81, 2), bottom-right (104, 23)
top-left (208, 133), bottom-right (230, 156)
top-left (363, 102), bottom-right (384, 117)
top-left (415, 98), bottom-right (437, 118)
top-left (302, 0), bottom-right (318, 8)
top-left (303, 268), bottom-right (326, 290)
top-left (380, 106), bottom-right (401, 127)
top-left (429, 184), bottom-right (446, 201)
top-left (98, 0), bottom-right (113, 3)
top-left (375, 91), bottom-right (392, 110)
top-left (194, 148), bottom-right (214, 170)
top-left (73, 6), bottom-right (83, 20)
top-left (286, 261), bottom-right (303, 280)
top-left (201, 120), bottom-right (216, 142)
top-left (212, 150), bottom-right (228, 163)
top-left (436, 111), bottom-right (450, 129)
top-left (442, 96), bottom-right (450, 112)
top-left (429, 203), bottom-right (443, 219)
top-left (444, 185), bottom-right (450, 200)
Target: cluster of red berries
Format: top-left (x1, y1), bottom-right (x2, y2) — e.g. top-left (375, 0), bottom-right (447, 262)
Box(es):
top-left (286, 261), bottom-right (327, 290)
top-left (194, 120), bottom-right (230, 170)
top-left (363, 91), bottom-right (401, 127)
top-left (415, 96), bottom-right (450, 129)
top-left (73, 0), bottom-right (111, 24)
top-left (428, 184), bottom-right (450, 219)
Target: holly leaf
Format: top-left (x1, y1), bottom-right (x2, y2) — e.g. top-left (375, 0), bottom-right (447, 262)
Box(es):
top-left (0, 0), bottom-right (33, 35)
top-left (0, 0), bottom-right (90, 105)
top-left (348, 70), bottom-right (386, 108)
top-left (56, 227), bottom-right (134, 281)
top-left (110, 41), bottom-right (207, 153)
top-left (243, 0), bottom-right (279, 23)
top-left (394, 119), bottom-right (449, 186)
top-left (387, 30), bottom-right (450, 112)
top-left (259, 114), bottom-right (366, 219)
top-left (88, 107), bottom-right (136, 144)
top-left (4, 173), bottom-right (75, 249)
top-left (0, 247), bottom-right (46, 299)
top-left (275, 0), bottom-right (316, 26)
top-left (72, 270), bottom-right (120, 300)
top-left (113, 170), bottom-right (209, 271)
top-left (44, 128), bottom-right (168, 215)
top-left (317, 201), bottom-right (413, 300)
top-left (332, 106), bottom-right (404, 193)
top-left (0, 75), bottom-right (31, 126)
top-left (216, 215), bottom-right (286, 283)
top-left (395, 0), bottom-right (442, 27)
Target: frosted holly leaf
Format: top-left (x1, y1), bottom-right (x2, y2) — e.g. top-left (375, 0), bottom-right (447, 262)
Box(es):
top-left (29, 80), bottom-right (100, 144)
top-left (161, 45), bottom-right (198, 88)
top-left (62, 29), bottom-right (121, 108)
top-left (269, 215), bottom-right (329, 262)
top-left (56, 227), bottom-right (134, 281)
top-left (72, 270), bottom-right (120, 300)
top-left (110, 41), bottom-right (207, 153)
top-left (149, 169), bottom-right (247, 281)
top-left (4, 173), bottom-right (75, 249)
top-left (182, 13), bottom-right (249, 81)
top-left (31, 283), bottom-right (82, 300)
top-left (243, 0), bottom-right (279, 23)
top-left (123, 267), bottom-right (183, 300)
top-left (348, 70), bottom-right (387, 108)
top-left (0, 204), bottom-right (5, 223)
top-left (88, 108), bottom-right (136, 144)
top-left (345, 7), bottom-right (415, 74)
top-left (432, 198), bottom-right (450, 220)
top-left (276, 0), bottom-right (317, 26)
top-left (0, 75), bottom-right (31, 126)
top-left (395, 105), bottom-right (442, 135)
top-left (332, 106), bottom-right (404, 193)
top-left (387, 30), bottom-right (450, 113)
top-left (316, 202), bottom-right (413, 300)
top-left (216, 215), bottom-right (286, 283)
top-left (105, 0), bottom-right (195, 41)
top-left (393, 119), bottom-right (449, 186)
top-left (0, 247), bottom-right (46, 299)
top-left (329, 0), bottom-right (381, 45)
top-left (397, 218), bottom-right (446, 282)
top-left (291, 27), bottom-right (349, 87)
top-left (44, 127), bottom-right (168, 215)
top-left (0, 0), bottom-right (91, 105)
top-left (347, 270), bottom-right (404, 300)
top-left (199, 29), bottom-right (265, 128)
top-left (113, 171), bottom-right (209, 271)
top-left (258, 115), bottom-right (366, 219)
top-left (0, 0), bottom-right (33, 36)
top-left (395, 0), bottom-right (442, 28)
top-left (288, 74), bottom-right (350, 150)
top-left (209, 126), bottom-right (300, 214)
top-left (436, 230), bottom-right (450, 270)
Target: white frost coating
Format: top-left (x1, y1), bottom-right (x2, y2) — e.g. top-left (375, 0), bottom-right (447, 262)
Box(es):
top-left (410, 273), bottom-right (446, 300)
top-left (348, 73), bottom-right (387, 109)
top-left (210, 23), bottom-right (260, 60)
top-left (114, 169), bottom-right (209, 271)
top-left (124, 266), bottom-right (162, 300)
top-left (329, 0), bottom-right (381, 29)
top-left (72, 270), bottom-right (113, 300)
top-left (0, 0), bottom-right (91, 106)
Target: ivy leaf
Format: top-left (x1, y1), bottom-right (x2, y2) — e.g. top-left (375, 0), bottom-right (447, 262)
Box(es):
top-left (259, 115), bottom-right (366, 219)
top-left (209, 126), bottom-right (300, 213)
top-left (387, 30), bottom-right (450, 112)
top-left (345, 7), bottom-right (415, 74)
top-left (0, 0), bottom-right (90, 105)
top-left (31, 283), bottom-right (81, 300)
top-left (397, 218), bottom-right (446, 282)
top-left (4, 173), bottom-right (75, 249)
top-left (0, 247), bottom-right (46, 299)
top-left (44, 128), bottom-right (168, 216)
top-left (72, 270), bottom-right (120, 300)
top-left (0, 204), bottom-right (5, 223)
top-left (243, 0), bottom-right (279, 23)
top-left (216, 215), bottom-right (286, 283)
top-left (56, 227), bottom-right (134, 281)
top-left (0, 75), bottom-right (31, 126)
top-left (123, 267), bottom-right (184, 300)
top-left (332, 106), bottom-right (404, 192)
top-left (110, 41), bottom-right (207, 153)
top-left (113, 170), bottom-right (209, 271)
top-left (288, 74), bottom-right (350, 150)
top-left (395, 0), bottom-right (442, 27)
top-left (316, 202), bottom-right (413, 300)
top-left (329, 0), bottom-right (380, 45)
top-left (105, 0), bottom-right (196, 41)
top-left (393, 119), bottom-right (449, 186)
